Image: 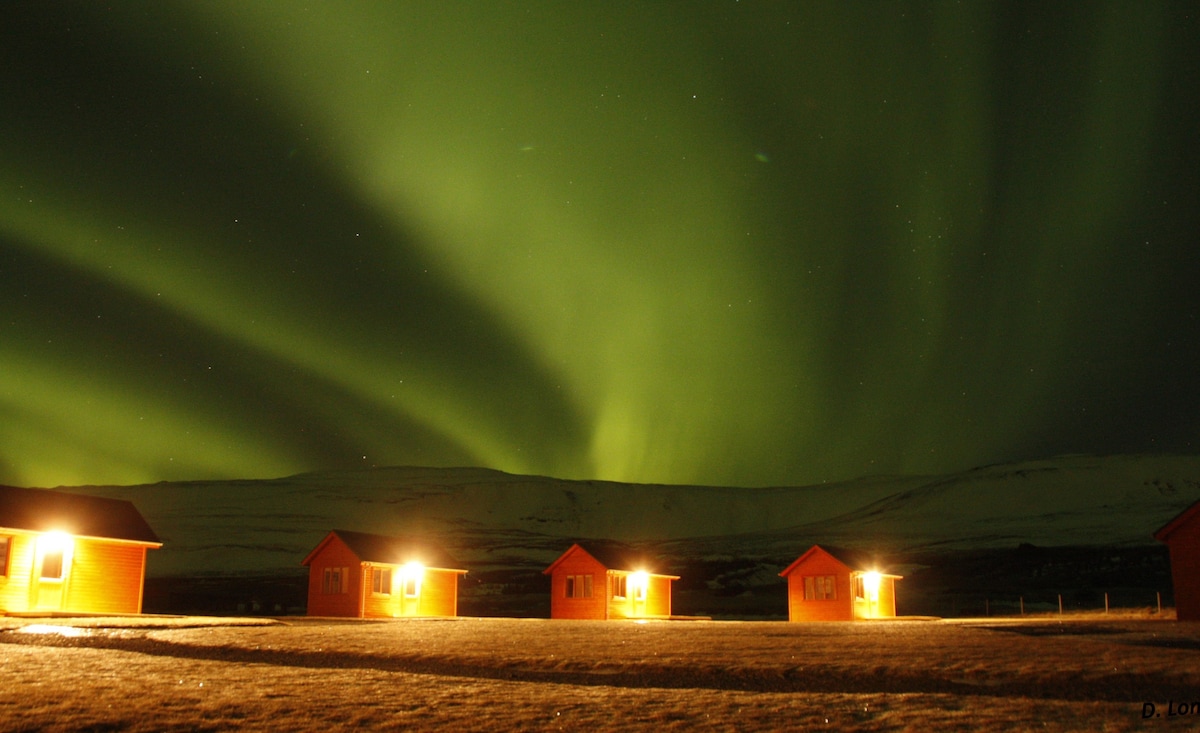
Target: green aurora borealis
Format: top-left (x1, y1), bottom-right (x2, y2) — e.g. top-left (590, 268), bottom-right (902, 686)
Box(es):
top-left (2, 2), bottom-right (1198, 489)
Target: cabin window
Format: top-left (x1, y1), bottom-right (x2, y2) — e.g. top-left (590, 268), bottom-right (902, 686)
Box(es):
top-left (854, 576), bottom-right (864, 601)
top-left (0, 536), bottom-right (9, 576)
top-left (403, 576), bottom-right (419, 598)
top-left (41, 548), bottom-right (64, 580)
top-left (803, 575), bottom-right (835, 600)
top-left (565, 574), bottom-right (593, 599)
top-left (612, 575), bottom-right (627, 599)
top-left (372, 567), bottom-right (392, 595)
top-left (322, 566), bottom-right (349, 594)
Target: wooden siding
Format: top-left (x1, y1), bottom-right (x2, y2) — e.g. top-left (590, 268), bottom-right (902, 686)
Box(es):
top-left (305, 535), bottom-right (362, 617)
top-left (786, 572), bottom-right (854, 622)
top-left (1163, 513), bottom-right (1200, 621)
top-left (607, 573), bottom-right (674, 619)
top-left (547, 548), bottom-right (608, 620)
top-left (606, 572), bottom-right (633, 619)
top-left (877, 577), bottom-right (898, 618)
top-left (548, 546), bottom-right (676, 620)
top-left (415, 569), bottom-right (459, 617)
top-left (360, 565), bottom-right (392, 618)
top-left (783, 549), bottom-right (855, 622)
top-left (63, 540), bottom-right (147, 614)
top-left (306, 534), bottom-right (463, 618)
top-left (358, 565), bottom-right (461, 618)
top-left (645, 575), bottom-right (673, 618)
top-left (0, 532), bottom-right (151, 614)
top-left (851, 575), bottom-right (898, 620)
top-left (782, 546), bottom-right (901, 622)
top-left (0, 533), bottom-right (36, 613)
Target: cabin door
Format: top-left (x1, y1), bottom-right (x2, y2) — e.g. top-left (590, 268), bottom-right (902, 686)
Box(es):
top-left (30, 536), bottom-right (70, 611)
top-left (33, 578), bottom-right (64, 611)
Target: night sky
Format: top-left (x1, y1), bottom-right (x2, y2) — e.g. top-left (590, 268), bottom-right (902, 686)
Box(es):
top-left (2, 2), bottom-right (1198, 490)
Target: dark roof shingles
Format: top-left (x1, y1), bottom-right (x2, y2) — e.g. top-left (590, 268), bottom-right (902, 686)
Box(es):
top-left (0, 485), bottom-right (159, 543)
top-left (332, 529), bottom-right (462, 569)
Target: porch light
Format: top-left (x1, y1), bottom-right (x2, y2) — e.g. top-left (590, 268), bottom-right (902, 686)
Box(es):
top-left (39, 530), bottom-right (72, 553)
top-left (861, 571), bottom-right (881, 600)
top-left (38, 530), bottom-right (73, 580)
top-left (628, 571), bottom-right (649, 600)
top-left (399, 561), bottom-right (425, 597)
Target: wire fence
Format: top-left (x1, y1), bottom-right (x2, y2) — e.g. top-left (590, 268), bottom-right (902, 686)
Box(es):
top-left (933, 590), bottom-right (1171, 618)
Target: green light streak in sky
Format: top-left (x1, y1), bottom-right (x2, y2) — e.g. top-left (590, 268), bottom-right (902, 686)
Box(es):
top-left (197, 2), bottom-right (794, 483)
top-left (0, 165), bottom-right (552, 481)
top-left (1, 2), bottom-right (1196, 488)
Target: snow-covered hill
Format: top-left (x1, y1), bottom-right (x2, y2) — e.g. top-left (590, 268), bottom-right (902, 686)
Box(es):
top-left (43, 454), bottom-right (1200, 578)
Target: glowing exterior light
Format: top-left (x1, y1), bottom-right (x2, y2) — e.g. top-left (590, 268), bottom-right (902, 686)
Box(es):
top-left (861, 571), bottom-right (881, 601)
top-left (38, 530), bottom-right (74, 580)
top-left (628, 571), bottom-right (649, 601)
top-left (399, 561), bottom-right (425, 598)
top-left (39, 530), bottom-right (72, 553)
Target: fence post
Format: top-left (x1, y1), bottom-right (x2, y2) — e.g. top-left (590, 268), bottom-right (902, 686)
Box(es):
top-left (1105, 592), bottom-right (1109, 615)
top-left (1058, 594), bottom-right (1063, 616)
top-left (1157, 591), bottom-right (1162, 615)
top-left (1020, 596), bottom-right (1024, 616)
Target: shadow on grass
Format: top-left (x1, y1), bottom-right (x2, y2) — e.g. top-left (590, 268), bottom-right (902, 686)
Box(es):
top-left (1, 628), bottom-right (1194, 703)
top-left (976, 622), bottom-right (1200, 651)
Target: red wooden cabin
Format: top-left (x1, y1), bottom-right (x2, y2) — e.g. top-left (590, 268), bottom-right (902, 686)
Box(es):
top-left (543, 543), bottom-right (678, 620)
top-left (779, 545), bottom-right (901, 622)
top-left (302, 530), bottom-right (467, 618)
top-left (0, 485), bottom-right (161, 615)
top-left (1154, 499), bottom-right (1200, 621)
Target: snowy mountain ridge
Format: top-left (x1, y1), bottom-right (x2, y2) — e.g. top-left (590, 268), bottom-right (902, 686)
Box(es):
top-left (42, 453), bottom-right (1200, 577)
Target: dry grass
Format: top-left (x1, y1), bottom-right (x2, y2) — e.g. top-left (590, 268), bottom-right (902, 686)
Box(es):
top-left (1, 615), bottom-right (1198, 731)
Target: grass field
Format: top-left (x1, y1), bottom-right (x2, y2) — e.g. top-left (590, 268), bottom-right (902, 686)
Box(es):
top-left (2, 615), bottom-right (1198, 731)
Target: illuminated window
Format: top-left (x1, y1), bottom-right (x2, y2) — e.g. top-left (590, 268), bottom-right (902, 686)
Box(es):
top-left (41, 549), bottom-right (64, 580)
top-left (855, 576), bottom-right (865, 600)
top-left (565, 574), bottom-right (593, 598)
top-left (372, 567), bottom-right (392, 595)
top-left (322, 566), bottom-right (348, 594)
top-left (803, 575), bottom-right (835, 600)
top-left (403, 576), bottom-right (419, 598)
top-left (0, 536), bottom-right (9, 576)
top-left (613, 575), bottom-right (627, 598)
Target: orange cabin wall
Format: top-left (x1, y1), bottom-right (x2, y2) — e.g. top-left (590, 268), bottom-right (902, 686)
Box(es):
top-left (0, 533), bottom-right (36, 613)
top-left (647, 575), bottom-right (673, 617)
top-left (879, 577), bottom-right (898, 617)
top-left (1164, 516), bottom-right (1200, 621)
top-left (360, 565), bottom-right (461, 619)
top-left (548, 551), bottom-right (608, 620)
top-left (306, 536), bottom-right (463, 619)
top-left (851, 575), bottom-right (898, 620)
top-left (414, 569), bottom-right (460, 617)
top-left (607, 574), bottom-right (674, 619)
top-left (305, 536), bottom-right (362, 617)
top-left (63, 540), bottom-right (148, 614)
top-left (784, 553), bottom-right (854, 622)
top-left (0, 532), bottom-right (151, 614)
top-left (548, 548), bottom-right (675, 620)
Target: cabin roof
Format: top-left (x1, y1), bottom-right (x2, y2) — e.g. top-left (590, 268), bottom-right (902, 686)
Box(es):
top-left (302, 529), bottom-right (464, 570)
top-left (0, 485), bottom-right (160, 544)
top-left (779, 544), bottom-right (899, 578)
top-left (1155, 497), bottom-right (1200, 543)
top-left (543, 541), bottom-right (677, 578)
